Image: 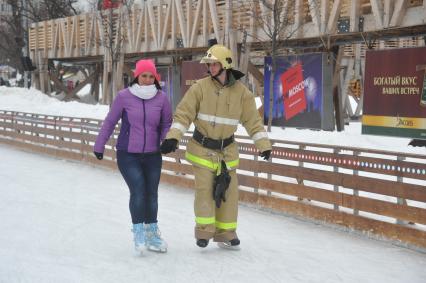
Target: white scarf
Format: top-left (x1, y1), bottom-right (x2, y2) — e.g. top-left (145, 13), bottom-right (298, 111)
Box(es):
top-left (129, 84), bottom-right (158, 100)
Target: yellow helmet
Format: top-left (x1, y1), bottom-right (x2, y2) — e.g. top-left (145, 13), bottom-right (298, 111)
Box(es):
top-left (200, 44), bottom-right (234, 69)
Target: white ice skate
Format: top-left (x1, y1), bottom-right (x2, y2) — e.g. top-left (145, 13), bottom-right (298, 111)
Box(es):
top-left (131, 223), bottom-right (145, 253)
top-left (217, 238), bottom-right (241, 250)
top-left (144, 223), bottom-right (168, 253)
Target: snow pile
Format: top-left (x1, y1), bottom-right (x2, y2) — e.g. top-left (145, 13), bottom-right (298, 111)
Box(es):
top-left (0, 86), bottom-right (108, 119)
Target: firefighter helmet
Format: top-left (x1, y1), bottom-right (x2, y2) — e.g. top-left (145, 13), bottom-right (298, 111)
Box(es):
top-left (200, 44), bottom-right (234, 69)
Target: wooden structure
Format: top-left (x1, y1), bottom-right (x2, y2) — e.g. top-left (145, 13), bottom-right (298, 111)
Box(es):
top-left (28, 0), bottom-right (426, 115)
top-left (1, 109), bottom-right (425, 249)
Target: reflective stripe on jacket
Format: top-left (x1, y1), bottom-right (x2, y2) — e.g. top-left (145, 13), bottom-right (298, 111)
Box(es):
top-left (166, 76), bottom-right (271, 171)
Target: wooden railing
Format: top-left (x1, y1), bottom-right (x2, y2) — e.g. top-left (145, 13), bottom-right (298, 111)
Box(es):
top-left (1, 110), bottom-right (425, 249)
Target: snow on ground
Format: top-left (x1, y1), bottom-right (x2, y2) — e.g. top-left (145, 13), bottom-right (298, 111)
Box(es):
top-left (0, 144), bottom-right (425, 283)
top-left (0, 86), bottom-right (423, 154)
top-left (0, 86), bottom-right (108, 119)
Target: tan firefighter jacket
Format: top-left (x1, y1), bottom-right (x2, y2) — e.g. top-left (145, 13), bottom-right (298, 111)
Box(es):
top-left (166, 75), bottom-right (272, 173)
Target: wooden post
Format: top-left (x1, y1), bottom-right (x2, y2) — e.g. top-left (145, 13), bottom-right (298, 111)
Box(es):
top-left (331, 46), bottom-right (344, 131)
top-left (396, 155), bottom-right (407, 225)
top-left (353, 150), bottom-right (359, 215)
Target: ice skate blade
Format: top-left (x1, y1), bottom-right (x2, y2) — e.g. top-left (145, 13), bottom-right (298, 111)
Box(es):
top-left (217, 242), bottom-right (241, 250)
top-left (133, 248), bottom-right (144, 256)
top-left (146, 245), bottom-right (167, 253)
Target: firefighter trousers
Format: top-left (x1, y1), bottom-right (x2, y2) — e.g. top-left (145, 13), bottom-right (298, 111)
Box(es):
top-left (193, 165), bottom-right (239, 242)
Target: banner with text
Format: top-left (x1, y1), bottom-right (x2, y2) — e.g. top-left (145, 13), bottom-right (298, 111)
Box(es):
top-left (264, 53), bottom-right (334, 130)
top-left (362, 47), bottom-right (426, 139)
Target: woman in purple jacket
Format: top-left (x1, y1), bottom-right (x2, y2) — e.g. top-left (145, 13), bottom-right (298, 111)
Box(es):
top-left (94, 59), bottom-right (172, 253)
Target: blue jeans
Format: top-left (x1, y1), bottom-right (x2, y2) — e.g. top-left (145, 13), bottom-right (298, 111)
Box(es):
top-left (116, 150), bottom-right (162, 224)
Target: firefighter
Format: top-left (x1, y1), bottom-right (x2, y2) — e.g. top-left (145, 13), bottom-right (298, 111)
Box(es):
top-left (160, 44), bottom-right (272, 249)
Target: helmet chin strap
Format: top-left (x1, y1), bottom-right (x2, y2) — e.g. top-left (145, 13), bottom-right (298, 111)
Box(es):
top-left (208, 67), bottom-right (226, 85)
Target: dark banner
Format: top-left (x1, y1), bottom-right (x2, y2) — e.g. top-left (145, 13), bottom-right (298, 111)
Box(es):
top-left (181, 61), bottom-right (209, 96)
top-left (157, 66), bottom-right (172, 102)
top-left (362, 47), bottom-right (426, 139)
top-left (263, 53), bottom-right (334, 130)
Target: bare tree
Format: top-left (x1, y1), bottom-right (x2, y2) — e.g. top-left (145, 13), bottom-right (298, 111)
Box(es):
top-left (238, 0), bottom-right (300, 132)
top-left (0, 0), bottom-right (79, 74)
top-left (89, 0), bottom-right (133, 105)
top-left (0, 2), bottom-right (25, 73)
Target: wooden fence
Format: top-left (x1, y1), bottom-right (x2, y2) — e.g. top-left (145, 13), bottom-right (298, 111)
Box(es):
top-left (1, 110), bottom-right (425, 249)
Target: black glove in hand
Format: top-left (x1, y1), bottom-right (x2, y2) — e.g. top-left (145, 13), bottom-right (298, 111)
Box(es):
top-left (160, 138), bottom-right (178, 154)
top-left (93, 151), bottom-right (103, 160)
top-left (213, 160), bottom-right (231, 208)
top-left (260, 150), bottom-right (271, 161)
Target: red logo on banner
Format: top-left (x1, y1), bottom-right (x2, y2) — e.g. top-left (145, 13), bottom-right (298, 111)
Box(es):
top-left (281, 63), bottom-right (307, 120)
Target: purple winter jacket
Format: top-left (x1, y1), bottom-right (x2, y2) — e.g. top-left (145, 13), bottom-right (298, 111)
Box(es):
top-left (94, 88), bottom-right (172, 153)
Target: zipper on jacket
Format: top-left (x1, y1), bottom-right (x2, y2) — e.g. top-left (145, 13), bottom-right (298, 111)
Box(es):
top-left (142, 100), bottom-right (146, 152)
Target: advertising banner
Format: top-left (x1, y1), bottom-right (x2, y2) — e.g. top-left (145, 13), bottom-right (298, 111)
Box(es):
top-left (181, 61), bottom-right (209, 96)
top-left (362, 47), bottom-right (426, 139)
top-left (264, 53), bottom-right (334, 130)
top-left (281, 63), bottom-right (307, 120)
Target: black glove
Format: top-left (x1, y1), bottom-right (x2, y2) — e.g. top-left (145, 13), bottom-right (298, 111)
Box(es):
top-left (160, 138), bottom-right (178, 154)
top-left (213, 160), bottom-right (231, 208)
top-left (93, 151), bottom-right (103, 160)
top-left (260, 150), bottom-right (271, 161)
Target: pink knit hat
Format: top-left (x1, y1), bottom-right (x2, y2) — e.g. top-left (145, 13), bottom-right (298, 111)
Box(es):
top-left (133, 59), bottom-right (160, 81)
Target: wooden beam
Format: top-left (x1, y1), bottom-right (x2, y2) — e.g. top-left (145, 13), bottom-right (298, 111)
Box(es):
top-left (279, 0), bottom-right (289, 34)
top-left (135, 5), bottom-right (145, 51)
top-left (370, 0), bottom-right (384, 29)
top-left (147, 1), bottom-right (159, 48)
top-left (158, 0), bottom-right (163, 45)
top-left (349, 0), bottom-right (360, 32)
top-left (327, 0), bottom-right (341, 34)
top-left (49, 72), bottom-right (69, 94)
top-left (186, 0), bottom-right (192, 47)
top-left (59, 21), bottom-right (67, 56)
top-left (96, 13), bottom-right (105, 50)
top-left (189, 0), bottom-right (203, 47)
top-left (124, 8), bottom-right (134, 51)
top-left (320, 0), bottom-right (329, 34)
top-left (294, 0), bottom-right (303, 38)
top-left (202, 0), bottom-right (208, 44)
top-left (424, 0), bottom-right (426, 21)
top-left (207, 0), bottom-right (221, 43)
top-left (101, 53), bottom-right (109, 104)
top-left (225, 0), bottom-right (231, 47)
top-left (383, 0), bottom-right (392, 28)
top-left (67, 17), bottom-right (73, 57)
top-left (52, 22), bottom-right (59, 58)
top-left (64, 70), bottom-right (97, 101)
top-left (308, 0), bottom-right (321, 34)
top-left (171, 0), bottom-right (177, 49)
top-left (175, 0), bottom-right (188, 47)
top-left (390, 0), bottom-right (408, 27)
top-left (85, 14), bottom-right (93, 55)
top-left (160, 0), bottom-right (172, 49)
top-left (75, 15), bottom-right (81, 57)
top-left (144, 4), bottom-right (149, 51)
